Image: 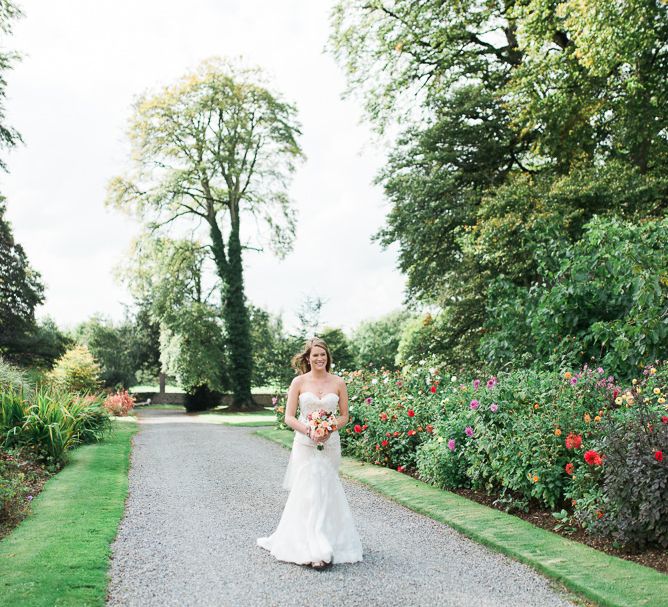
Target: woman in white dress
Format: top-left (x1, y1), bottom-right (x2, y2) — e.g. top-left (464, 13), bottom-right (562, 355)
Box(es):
top-left (257, 337), bottom-right (363, 569)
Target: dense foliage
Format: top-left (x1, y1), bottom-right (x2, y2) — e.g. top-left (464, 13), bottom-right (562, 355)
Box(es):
top-left (330, 0), bottom-right (668, 377)
top-left (350, 309), bottom-right (412, 370)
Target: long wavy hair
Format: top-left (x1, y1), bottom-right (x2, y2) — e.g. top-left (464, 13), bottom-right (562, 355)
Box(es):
top-left (291, 337), bottom-right (333, 375)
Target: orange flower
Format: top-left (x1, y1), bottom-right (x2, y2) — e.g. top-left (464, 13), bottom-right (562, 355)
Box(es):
top-left (564, 371), bottom-right (572, 379)
top-left (532, 475), bottom-right (539, 483)
top-left (533, 403), bottom-right (540, 410)
top-left (554, 428), bottom-right (562, 436)
top-left (584, 413), bottom-right (591, 423)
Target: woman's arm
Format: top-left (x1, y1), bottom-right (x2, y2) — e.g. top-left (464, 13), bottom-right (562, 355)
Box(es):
top-left (335, 378), bottom-right (349, 430)
top-left (284, 376), bottom-right (310, 436)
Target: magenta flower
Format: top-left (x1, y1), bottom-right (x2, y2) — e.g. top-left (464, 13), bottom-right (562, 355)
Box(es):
top-left (465, 426), bottom-right (474, 437)
top-left (473, 379), bottom-right (480, 390)
top-left (489, 403), bottom-right (498, 413)
top-left (470, 399), bottom-right (480, 410)
top-left (486, 377), bottom-right (497, 389)
top-left (447, 439), bottom-right (456, 451)
top-left (597, 367), bottom-right (604, 374)
top-left (570, 378), bottom-right (578, 385)
top-left (365, 397), bottom-right (373, 404)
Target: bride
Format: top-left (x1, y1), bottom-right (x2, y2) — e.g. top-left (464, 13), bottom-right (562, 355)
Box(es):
top-left (257, 337), bottom-right (363, 569)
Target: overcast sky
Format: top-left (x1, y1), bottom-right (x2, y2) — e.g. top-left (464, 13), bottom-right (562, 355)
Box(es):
top-left (2, 0), bottom-right (407, 335)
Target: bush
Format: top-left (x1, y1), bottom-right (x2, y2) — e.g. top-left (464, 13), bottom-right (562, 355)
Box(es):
top-left (1, 386), bottom-right (111, 465)
top-left (103, 390), bottom-right (136, 416)
top-left (0, 356), bottom-right (27, 391)
top-left (47, 345), bottom-right (102, 394)
top-left (571, 364), bottom-right (668, 550)
top-left (183, 384), bottom-right (222, 412)
top-left (481, 216), bottom-right (668, 380)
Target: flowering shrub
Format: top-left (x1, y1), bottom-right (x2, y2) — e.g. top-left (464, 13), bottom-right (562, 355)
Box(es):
top-left (103, 390), bottom-right (136, 416)
top-left (321, 360), bottom-right (668, 547)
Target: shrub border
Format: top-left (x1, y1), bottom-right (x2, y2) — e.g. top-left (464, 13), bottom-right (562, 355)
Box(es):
top-left (256, 427), bottom-right (668, 607)
top-left (0, 418), bottom-right (139, 607)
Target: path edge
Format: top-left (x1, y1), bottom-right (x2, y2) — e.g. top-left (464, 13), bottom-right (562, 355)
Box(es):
top-left (255, 427), bottom-right (667, 607)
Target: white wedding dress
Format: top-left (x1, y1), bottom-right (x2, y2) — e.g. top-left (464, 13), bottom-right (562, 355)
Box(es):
top-left (257, 392), bottom-right (363, 565)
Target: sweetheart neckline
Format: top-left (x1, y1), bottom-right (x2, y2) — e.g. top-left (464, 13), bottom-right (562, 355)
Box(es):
top-left (299, 391), bottom-right (339, 401)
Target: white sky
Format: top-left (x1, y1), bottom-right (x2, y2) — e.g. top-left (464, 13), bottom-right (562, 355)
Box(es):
top-left (2, 0), bottom-right (407, 335)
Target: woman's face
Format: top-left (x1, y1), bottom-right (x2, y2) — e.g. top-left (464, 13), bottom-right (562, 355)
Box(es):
top-left (308, 345), bottom-right (328, 371)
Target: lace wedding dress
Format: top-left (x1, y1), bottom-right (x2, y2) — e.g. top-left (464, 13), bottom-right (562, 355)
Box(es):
top-left (257, 392), bottom-right (363, 565)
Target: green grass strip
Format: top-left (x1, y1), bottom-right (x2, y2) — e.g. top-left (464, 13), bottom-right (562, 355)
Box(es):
top-left (256, 428), bottom-right (668, 607)
top-left (0, 418), bottom-right (139, 607)
top-left (194, 409), bottom-right (276, 427)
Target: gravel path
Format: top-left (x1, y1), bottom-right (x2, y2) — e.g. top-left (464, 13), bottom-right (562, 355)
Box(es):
top-left (106, 409), bottom-right (578, 607)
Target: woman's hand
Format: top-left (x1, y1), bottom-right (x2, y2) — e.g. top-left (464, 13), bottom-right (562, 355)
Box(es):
top-left (312, 430), bottom-right (331, 445)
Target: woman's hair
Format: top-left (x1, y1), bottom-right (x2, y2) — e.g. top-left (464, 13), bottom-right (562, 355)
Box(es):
top-left (291, 337), bottom-right (333, 375)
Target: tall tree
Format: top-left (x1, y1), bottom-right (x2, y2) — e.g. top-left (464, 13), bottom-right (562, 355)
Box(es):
top-left (108, 59), bottom-right (304, 408)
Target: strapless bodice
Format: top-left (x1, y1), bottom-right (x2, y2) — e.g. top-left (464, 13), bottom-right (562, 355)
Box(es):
top-left (298, 391), bottom-right (339, 421)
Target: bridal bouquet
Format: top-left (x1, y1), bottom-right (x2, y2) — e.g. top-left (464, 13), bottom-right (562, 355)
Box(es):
top-left (307, 409), bottom-right (338, 450)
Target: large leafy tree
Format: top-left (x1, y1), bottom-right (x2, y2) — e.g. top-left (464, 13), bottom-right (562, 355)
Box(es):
top-left (108, 59), bottom-right (304, 408)
top-left (330, 0), bottom-right (668, 368)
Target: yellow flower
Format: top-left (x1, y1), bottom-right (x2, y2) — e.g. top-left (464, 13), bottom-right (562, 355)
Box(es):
top-left (437, 436), bottom-right (444, 443)
top-left (584, 413), bottom-right (591, 423)
top-left (564, 371), bottom-right (572, 379)
top-left (637, 387), bottom-right (643, 394)
top-left (653, 388), bottom-right (661, 395)
top-left (615, 397), bottom-right (622, 405)
top-left (594, 415), bottom-right (602, 422)
top-left (554, 428), bottom-right (562, 436)
top-left (632, 378), bottom-right (638, 385)
top-left (659, 397), bottom-right (666, 404)
top-left (650, 367), bottom-right (657, 375)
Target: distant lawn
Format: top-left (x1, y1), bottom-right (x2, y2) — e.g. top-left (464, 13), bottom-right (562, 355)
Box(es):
top-left (129, 384), bottom-right (183, 393)
top-left (0, 418), bottom-right (138, 607)
top-left (195, 407), bottom-right (276, 427)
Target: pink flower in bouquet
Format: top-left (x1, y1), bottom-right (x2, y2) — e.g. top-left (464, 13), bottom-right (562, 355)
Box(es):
top-left (271, 396), bottom-right (278, 405)
top-left (470, 399), bottom-right (479, 410)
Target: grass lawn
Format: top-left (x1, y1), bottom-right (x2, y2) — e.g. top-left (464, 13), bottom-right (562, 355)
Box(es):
top-left (256, 428), bottom-right (668, 607)
top-left (0, 418), bottom-right (139, 607)
top-left (195, 407), bottom-right (276, 427)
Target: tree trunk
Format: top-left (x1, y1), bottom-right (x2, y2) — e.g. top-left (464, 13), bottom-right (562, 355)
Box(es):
top-left (221, 217), bottom-right (255, 409)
